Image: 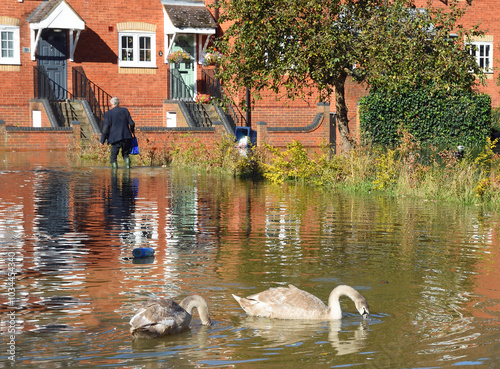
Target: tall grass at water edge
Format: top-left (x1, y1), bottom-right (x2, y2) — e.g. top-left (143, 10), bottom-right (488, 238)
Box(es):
top-left (73, 131), bottom-right (500, 207)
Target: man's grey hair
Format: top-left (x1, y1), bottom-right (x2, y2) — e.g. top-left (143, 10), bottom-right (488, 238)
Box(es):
top-left (110, 97), bottom-right (120, 106)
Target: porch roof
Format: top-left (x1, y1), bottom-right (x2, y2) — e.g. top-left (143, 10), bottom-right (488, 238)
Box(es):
top-left (27, 0), bottom-right (85, 61)
top-left (163, 0), bottom-right (217, 34)
top-left (28, 0), bottom-right (85, 30)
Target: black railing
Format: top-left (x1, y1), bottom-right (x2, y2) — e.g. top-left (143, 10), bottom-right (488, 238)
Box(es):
top-left (33, 66), bottom-right (70, 126)
top-left (200, 68), bottom-right (222, 99)
top-left (33, 66), bottom-right (72, 100)
top-left (200, 68), bottom-right (243, 127)
top-left (168, 68), bottom-right (194, 100)
top-left (72, 66), bottom-right (111, 131)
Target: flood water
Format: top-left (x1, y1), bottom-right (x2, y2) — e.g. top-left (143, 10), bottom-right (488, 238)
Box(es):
top-left (1, 152), bottom-right (499, 368)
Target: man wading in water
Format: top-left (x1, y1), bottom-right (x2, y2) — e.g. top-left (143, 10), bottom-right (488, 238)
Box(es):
top-left (100, 97), bottom-right (135, 169)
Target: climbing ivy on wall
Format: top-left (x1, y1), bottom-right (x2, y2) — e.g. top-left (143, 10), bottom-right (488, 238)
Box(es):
top-left (359, 88), bottom-right (491, 148)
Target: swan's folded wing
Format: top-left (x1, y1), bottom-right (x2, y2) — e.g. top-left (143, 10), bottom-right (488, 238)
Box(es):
top-left (131, 300), bottom-right (185, 327)
top-left (130, 314), bottom-right (175, 331)
top-left (244, 285), bottom-right (328, 319)
top-left (130, 299), bottom-right (190, 337)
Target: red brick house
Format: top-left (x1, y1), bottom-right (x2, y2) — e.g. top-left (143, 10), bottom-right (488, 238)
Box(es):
top-left (0, 0), bottom-right (498, 152)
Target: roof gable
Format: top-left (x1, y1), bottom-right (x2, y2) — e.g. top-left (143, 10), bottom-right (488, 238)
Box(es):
top-left (28, 0), bottom-right (84, 30)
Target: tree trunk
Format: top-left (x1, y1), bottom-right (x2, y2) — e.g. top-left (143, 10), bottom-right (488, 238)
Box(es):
top-left (334, 73), bottom-right (354, 153)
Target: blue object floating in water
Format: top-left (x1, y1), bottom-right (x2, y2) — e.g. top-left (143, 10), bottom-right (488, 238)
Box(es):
top-left (132, 247), bottom-right (155, 258)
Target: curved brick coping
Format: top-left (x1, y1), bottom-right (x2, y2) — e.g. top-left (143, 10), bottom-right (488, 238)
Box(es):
top-left (260, 113), bottom-right (323, 132)
top-left (5, 126), bottom-right (73, 131)
top-left (139, 126), bottom-right (215, 132)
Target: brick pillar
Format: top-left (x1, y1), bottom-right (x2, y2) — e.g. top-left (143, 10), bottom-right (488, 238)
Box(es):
top-left (256, 121), bottom-right (267, 147)
top-left (71, 120), bottom-right (81, 140)
top-left (0, 120), bottom-right (5, 151)
top-left (213, 120), bottom-right (225, 140)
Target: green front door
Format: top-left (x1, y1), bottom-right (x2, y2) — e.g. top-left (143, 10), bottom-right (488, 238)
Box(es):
top-left (170, 35), bottom-right (195, 100)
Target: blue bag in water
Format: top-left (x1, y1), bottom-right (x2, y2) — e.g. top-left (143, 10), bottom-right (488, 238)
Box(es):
top-left (132, 247), bottom-right (155, 258)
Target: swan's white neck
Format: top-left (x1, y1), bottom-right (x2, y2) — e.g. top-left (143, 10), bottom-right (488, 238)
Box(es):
top-left (327, 285), bottom-right (361, 320)
top-left (327, 292), bottom-right (343, 320)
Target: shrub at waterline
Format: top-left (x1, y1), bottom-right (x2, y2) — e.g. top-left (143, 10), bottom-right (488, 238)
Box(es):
top-left (359, 87), bottom-right (491, 148)
top-left (370, 132), bottom-right (499, 204)
top-left (74, 131), bottom-right (499, 206)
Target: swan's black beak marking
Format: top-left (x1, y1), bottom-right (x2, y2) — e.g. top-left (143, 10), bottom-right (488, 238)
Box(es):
top-left (361, 307), bottom-right (369, 318)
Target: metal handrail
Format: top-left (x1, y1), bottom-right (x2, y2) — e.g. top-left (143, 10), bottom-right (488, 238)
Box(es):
top-left (200, 68), bottom-right (243, 127)
top-left (200, 68), bottom-right (222, 99)
top-left (33, 66), bottom-right (72, 100)
top-left (72, 66), bottom-right (111, 131)
top-left (33, 66), bottom-right (70, 127)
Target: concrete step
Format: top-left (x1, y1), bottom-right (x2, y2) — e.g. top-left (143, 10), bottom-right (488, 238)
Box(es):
top-left (197, 104), bottom-right (219, 127)
top-left (58, 100), bottom-right (94, 143)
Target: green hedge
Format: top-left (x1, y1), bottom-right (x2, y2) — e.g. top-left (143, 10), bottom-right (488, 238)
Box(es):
top-left (359, 88), bottom-right (491, 148)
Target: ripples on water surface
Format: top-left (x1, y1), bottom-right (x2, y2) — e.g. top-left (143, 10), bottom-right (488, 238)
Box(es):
top-left (0, 152), bottom-right (499, 368)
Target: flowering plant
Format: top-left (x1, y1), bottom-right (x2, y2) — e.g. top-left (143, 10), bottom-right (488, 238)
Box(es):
top-left (167, 50), bottom-right (191, 63)
top-left (202, 51), bottom-right (223, 66)
top-left (195, 93), bottom-right (211, 104)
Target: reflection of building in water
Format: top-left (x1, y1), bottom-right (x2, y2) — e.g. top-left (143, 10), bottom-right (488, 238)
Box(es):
top-left (35, 171), bottom-right (71, 237)
top-left (103, 171), bottom-right (140, 253)
top-left (30, 171), bottom-right (89, 275)
top-left (104, 171), bottom-right (137, 231)
top-left (0, 169), bottom-right (93, 330)
top-left (471, 224), bottom-right (500, 320)
top-left (166, 177), bottom-right (199, 248)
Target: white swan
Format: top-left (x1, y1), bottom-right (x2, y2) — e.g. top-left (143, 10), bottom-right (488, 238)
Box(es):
top-left (232, 284), bottom-right (369, 320)
top-left (130, 295), bottom-right (211, 338)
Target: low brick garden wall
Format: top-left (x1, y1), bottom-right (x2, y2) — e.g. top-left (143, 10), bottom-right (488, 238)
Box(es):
top-left (0, 103), bottom-right (335, 153)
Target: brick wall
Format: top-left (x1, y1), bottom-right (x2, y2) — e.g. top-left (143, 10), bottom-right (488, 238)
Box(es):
top-left (1, 0), bottom-right (498, 147)
top-left (0, 103), bottom-right (335, 153)
top-left (138, 122), bottom-right (226, 152)
top-left (414, 0), bottom-right (500, 107)
top-left (256, 103), bottom-right (334, 151)
top-left (0, 121), bottom-right (75, 151)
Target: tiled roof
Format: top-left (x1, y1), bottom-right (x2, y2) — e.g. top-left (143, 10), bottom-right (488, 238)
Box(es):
top-left (28, 0), bottom-right (83, 24)
top-left (163, 4), bottom-right (216, 29)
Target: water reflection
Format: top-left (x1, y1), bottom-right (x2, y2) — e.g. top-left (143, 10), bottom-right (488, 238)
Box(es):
top-left (131, 324), bottom-right (211, 351)
top-left (35, 170), bottom-right (71, 237)
top-left (104, 170), bottom-right (137, 230)
top-left (0, 156), bottom-right (499, 368)
top-left (236, 316), bottom-right (369, 355)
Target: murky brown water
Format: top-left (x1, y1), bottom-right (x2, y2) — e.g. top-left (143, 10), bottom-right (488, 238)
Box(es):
top-left (0, 152), bottom-right (499, 368)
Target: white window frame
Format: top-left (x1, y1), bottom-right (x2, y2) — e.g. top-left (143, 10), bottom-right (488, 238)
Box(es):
top-left (0, 25), bottom-right (20, 65)
top-left (118, 31), bottom-right (156, 68)
top-left (469, 41), bottom-right (493, 73)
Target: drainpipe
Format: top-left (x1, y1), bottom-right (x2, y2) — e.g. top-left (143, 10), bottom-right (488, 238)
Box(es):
top-left (246, 87), bottom-right (251, 127)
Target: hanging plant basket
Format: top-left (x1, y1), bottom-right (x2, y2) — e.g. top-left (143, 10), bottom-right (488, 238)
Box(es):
top-left (202, 51), bottom-right (223, 66)
top-left (167, 50), bottom-right (191, 64)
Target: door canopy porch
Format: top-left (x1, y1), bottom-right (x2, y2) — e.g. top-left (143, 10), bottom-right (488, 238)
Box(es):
top-left (162, 0), bottom-right (217, 60)
top-left (28, 0), bottom-right (85, 61)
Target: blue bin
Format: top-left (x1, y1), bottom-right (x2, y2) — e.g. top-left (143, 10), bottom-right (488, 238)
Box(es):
top-left (235, 127), bottom-right (257, 146)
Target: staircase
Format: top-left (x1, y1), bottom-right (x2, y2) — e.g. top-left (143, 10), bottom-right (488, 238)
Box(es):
top-left (59, 100), bottom-right (95, 143)
top-left (197, 104), bottom-right (219, 127)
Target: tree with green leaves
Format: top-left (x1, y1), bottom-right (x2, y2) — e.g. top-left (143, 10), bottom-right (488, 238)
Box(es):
top-left (212, 0), bottom-right (483, 152)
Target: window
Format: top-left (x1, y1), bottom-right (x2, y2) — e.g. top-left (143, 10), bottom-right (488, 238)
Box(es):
top-left (118, 32), bottom-right (156, 68)
top-left (470, 41), bottom-right (493, 73)
top-left (0, 25), bottom-right (20, 65)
